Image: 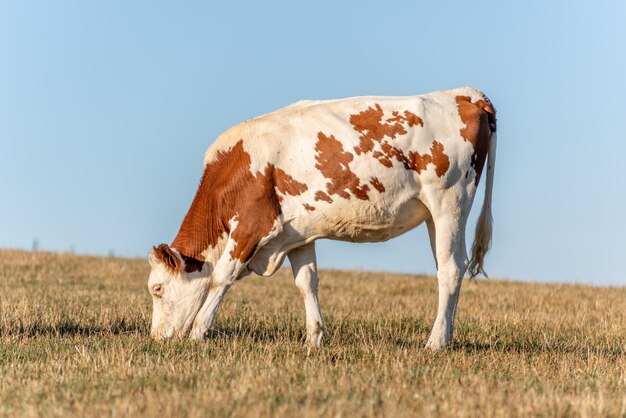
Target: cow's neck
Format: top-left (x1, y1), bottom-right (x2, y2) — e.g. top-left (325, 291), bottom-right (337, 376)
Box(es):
top-left (171, 139), bottom-right (262, 270)
top-left (171, 166), bottom-right (225, 268)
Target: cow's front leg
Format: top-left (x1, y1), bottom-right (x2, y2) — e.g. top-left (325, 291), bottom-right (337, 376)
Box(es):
top-left (190, 239), bottom-right (246, 340)
top-left (288, 243), bottom-right (325, 347)
top-left (190, 214), bottom-right (283, 340)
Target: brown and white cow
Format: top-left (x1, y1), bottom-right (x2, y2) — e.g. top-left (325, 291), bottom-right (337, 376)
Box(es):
top-left (148, 86), bottom-right (497, 350)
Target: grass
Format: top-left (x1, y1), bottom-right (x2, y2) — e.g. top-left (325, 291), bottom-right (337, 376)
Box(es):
top-left (0, 249), bottom-right (625, 417)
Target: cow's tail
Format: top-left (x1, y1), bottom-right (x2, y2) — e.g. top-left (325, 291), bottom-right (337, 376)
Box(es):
top-left (468, 122), bottom-right (497, 278)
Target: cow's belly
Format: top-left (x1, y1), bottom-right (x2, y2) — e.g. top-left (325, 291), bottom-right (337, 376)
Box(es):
top-left (246, 198), bottom-right (430, 277)
top-left (319, 198), bottom-right (430, 243)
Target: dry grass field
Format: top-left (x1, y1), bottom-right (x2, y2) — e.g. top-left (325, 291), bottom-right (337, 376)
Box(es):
top-left (0, 249), bottom-right (625, 417)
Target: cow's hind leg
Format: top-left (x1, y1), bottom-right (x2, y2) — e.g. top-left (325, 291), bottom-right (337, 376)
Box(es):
top-left (288, 243), bottom-right (325, 347)
top-left (425, 210), bottom-right (469, 351)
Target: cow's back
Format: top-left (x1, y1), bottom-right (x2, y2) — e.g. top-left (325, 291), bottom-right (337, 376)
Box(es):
top-left (210, 88), bottom-right (483, 204)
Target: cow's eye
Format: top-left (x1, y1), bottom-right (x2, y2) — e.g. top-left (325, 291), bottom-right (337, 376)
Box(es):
top-left (152, 284), bottom-right (164, 297)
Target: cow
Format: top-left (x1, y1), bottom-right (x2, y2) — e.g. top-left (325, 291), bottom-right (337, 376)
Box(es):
top-left (148, 86), bottom-right (497, 350)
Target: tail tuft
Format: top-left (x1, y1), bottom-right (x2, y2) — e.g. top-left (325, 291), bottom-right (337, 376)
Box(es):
top-left (468, 126), bottom-right (497, 278)
top-left (467, 203), bottom-right (493, 278)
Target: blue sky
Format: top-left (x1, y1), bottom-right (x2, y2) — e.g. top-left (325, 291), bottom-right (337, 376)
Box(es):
top-left (1, 1), bottom-right (624, 285)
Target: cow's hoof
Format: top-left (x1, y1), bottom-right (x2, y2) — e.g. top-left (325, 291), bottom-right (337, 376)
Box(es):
top-left (425, 335), bottom-right (449, 351)
top-left (306, 335), bottom-right (323, 348)
top-left (189, 327), bottom-right (208, 341)
top-left (306, 322), bottom-right (324, 348)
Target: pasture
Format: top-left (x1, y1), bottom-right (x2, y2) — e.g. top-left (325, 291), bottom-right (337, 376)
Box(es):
top-left (0, 249), bottom-right (625, 417)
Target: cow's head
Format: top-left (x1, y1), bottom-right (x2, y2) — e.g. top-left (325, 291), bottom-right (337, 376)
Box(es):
top-left (147, 244), bottom-right (211, 340)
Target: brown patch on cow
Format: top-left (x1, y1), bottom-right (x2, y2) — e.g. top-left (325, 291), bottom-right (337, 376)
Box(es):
top-left (346, 103), bottom-right (449, 178)
top-left (368, 138), bottom-right (450, 178)
top-left (455, 95), bottom-right (497, 184)
top-left (429, 141), bottom-right (451, 177)
top-left (152, 244), bottom-right (182, 273)
top-left (229, 163), bottom-right (281, 261)
top-left (380, 142), bottom-right (406, 167)
top-left (171, 140), bottom-right (282, 263)
top-left (351, 104), bottom-right (423, 156)
top-left (314, 103), bottom-right (449, 191)
top-left (372, 150), bottom-right (393, 167)
top-left (369, 177), bottom-right (385, 193)
top-left (456, 96), bottom-right (482, 147)
top-left (273, 167), bottom-right (308, 196)
top-left (405, 141), bottom-right (450, 177)
top-left (315, 132), bottom-right (370, 200)
top-left (303, 203), bottom-right (316, 212)
top-left (385, 110), bottom-right (424, 128)
top-left (314, 190), bottom-right (333, 203)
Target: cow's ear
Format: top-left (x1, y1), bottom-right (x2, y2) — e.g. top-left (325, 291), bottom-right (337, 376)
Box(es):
top-left (150, 244), bottom-right (183, 273)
